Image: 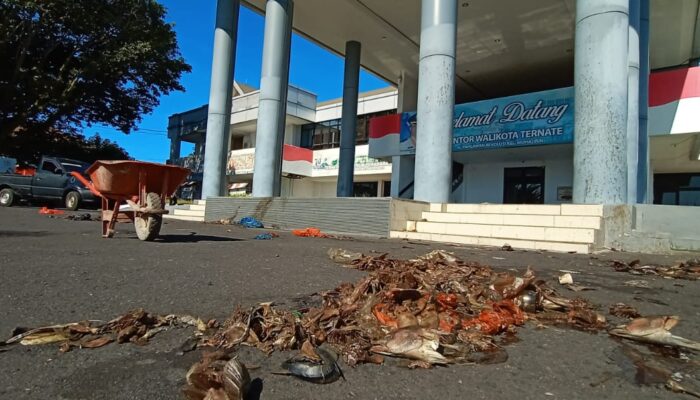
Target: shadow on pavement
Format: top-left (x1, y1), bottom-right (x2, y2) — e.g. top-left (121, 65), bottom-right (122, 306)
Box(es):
top-left (154, 234), bottom-right (243, 243)
top-left (246, 378), bottom-right (263, 400)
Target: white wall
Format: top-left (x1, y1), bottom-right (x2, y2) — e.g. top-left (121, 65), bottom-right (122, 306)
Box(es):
top-left (284, 124), bottom-right (302, 146)
top-left (315, 90), bottom-right (398, 122)
top-left (463, 158), bottom-right (573, 204)
top-left (285, 174), bottom-right (391, 198)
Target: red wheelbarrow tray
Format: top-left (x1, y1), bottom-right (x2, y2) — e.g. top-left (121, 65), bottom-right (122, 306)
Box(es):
top-left (85, 160), bottom-right (190, 200)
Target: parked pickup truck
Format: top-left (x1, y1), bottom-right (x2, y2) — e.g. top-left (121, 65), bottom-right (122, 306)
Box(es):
top-left (0, 156), bottom-right (98, 210)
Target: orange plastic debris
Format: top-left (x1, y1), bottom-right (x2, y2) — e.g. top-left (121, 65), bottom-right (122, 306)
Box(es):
top-left (372, 303), bottom-right (398, 329)
top-left (461, 300), bottom-right (525, 335)
top-left (438, 310), bottom-right (461, 333)
top-left (292, 227), bottom-right (328, 238)
top-left (39, 207), bottom-right (64, 215)
top-left (436, 293), bottom-right (458, 310)
top-left (15, 166), bottom-right (36, 176)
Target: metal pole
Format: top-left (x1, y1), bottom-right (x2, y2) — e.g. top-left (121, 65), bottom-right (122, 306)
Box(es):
top-left (253, 0), bottom-right (294, 198)
top-left (272, 1), bottom-right (294, 197)
top-left (414, 0), bottom-right (457, 203)
top-left (337, 41), bottom-right (361, 197)
top-left (573, 0), bottom-right (629, 204)
top-left (638, 0), bottom-right (651, 203)
top-left (202, 0), bottom-right (239, 199)
top-left (626, 0), bottom-right (640, 204)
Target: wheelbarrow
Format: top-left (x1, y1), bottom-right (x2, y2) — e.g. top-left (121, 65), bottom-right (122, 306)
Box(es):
top-left (72, 161), bottom-right (190, 240)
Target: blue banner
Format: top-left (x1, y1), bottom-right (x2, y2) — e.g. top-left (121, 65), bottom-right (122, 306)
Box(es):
top-left (400, 87), bottom-right (574, 154)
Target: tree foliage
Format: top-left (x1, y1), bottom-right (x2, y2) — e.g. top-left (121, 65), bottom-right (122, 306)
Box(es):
top-left (0, 0), bottom-right (191, 138)
top-left (0, 129), bottom-right (131, 164)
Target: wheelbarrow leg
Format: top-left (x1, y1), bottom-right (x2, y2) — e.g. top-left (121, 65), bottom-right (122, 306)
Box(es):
top-left (101, 198), bottom-right (119, 238)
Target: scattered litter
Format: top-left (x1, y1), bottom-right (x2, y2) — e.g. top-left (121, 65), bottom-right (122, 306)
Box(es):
top-left (501, 244), bottom-right (514, 251)
top-left (292, 227), bottom-right (328, 238)
top-left (565, 284), bottom-right (596, 292)
top-left (1, 309), bottom-right (210, 351)
top-left (559, 273), bottom-right (574, 285)
top-left (38, 207), bottom-right (64, 215)
top-left (610, 259), bottom-right (700, 280)
top-left (254, 233), bottom-right (279, 240)
top-left (194, 249), bottom-right (610, 376)
top-left (279, 344), bottom-right (343, 383)
top-left (327, 248), bottom-right (363, 265)
top-left (609, 316), bottom-right (700, 351)
top-left (624, 280), bottom-right (651, 289)
top-left (609, 303), bottom-right (641, 319)
top-left (184, 352), bottom-right (250, 400)
top-left (65, 213), bottom-right (92, 221)
top-left (239, 216), bottom-right (264, 229)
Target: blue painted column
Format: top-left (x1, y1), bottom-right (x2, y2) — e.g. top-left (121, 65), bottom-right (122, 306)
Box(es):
top-left (202, 0), bottom-right (240, 199)
top-left (573, 0), bottom-right (629, 204)
top-left (627, 0), bottom-right (640, 203)
top-left (252, 0), bottom-right (294, 198)
top-left (414, 0), bottom-right (457, 203)
top-left (637, 0), bottom-right (651, 203)
top-left (337, 41), bottom-right (361, 197)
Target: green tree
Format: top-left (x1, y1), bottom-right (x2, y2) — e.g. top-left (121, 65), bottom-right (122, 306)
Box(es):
top-left (0, 0), bottom-right (191, 138)
top-left (0, 130), bottom-right (131, 164)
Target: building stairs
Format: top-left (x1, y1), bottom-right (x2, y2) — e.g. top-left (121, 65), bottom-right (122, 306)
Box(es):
top-left (391, 203), bottom-right (607, 254)
top-left (164, 200), bottom-right (206, 222)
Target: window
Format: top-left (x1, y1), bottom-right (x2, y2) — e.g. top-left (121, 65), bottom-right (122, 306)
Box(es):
top-left (300, 109), bottom-right (397, 150)
top-left (41, 161), bottom-right (59, 173)
top-left (503, 167), bottom-right (545, 204)
top-left (353, 182), bottom-right (378, 197)
top-left (383, 181), bottom-right (392, 197)
top-left (654, 173), bottom-right (700, 206)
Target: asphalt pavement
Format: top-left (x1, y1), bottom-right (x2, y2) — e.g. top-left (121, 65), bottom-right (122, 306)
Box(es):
top-left (0, 206), bottom-right (698, 400)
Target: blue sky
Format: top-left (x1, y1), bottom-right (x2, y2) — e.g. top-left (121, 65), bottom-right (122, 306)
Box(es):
top-left (84, 2), bottom-right (388, 162)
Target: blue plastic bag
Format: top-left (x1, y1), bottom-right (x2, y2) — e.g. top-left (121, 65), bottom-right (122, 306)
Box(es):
top-left (239, 216), bottom-right (263, 229)
top-left (254, 233), bottom-right (274, 240)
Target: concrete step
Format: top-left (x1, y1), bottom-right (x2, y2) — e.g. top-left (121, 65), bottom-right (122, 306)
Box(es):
top-left (194, 200), bottom-right (207, 205)
top-left (173, 209), bottom-right (206, 217)
top-left (431, 203), bottom-right (605, 217)
top-left (412, 221), bottom-right (597, 244)
top-left (421, 211), bottom-right (602, 229)
top-left (391, 231), bottom-right (592, 254)
top-left (163, 214), bottom-right (205, 222)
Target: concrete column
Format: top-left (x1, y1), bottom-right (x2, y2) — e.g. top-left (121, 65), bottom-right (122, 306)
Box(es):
top-left (253, 0), bottom-right (294, 198)
top-left (202, 0), bottom-right (239, 199)
top-left (390, 156), bottom-right (416, 198)
top-left (637, 0), bottom-right (651, 203)
top-left (390, 71), bottom-right (418, 198)
top-left (626, 0), bottom-right (640, 203)
top-left (337, 41), bottom-right (361, 197)
top-left (573, 0), bottom-right (629, 204)
top-left (414, 0), bottom-right (457, 203)
top-left (398, 71), bottom-right (419, 113)
top-left (170, 136), bottom-right (181, 163)
top-left (272, 1), bottom-right (294, 197)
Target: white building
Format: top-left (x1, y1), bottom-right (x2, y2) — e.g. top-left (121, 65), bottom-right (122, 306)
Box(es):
top-left (168, 83), bottom-right (398, 201)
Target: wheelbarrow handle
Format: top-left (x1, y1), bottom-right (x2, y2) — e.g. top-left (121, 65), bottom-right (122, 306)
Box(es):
top-left (70, 171), bottom-right (102, 197)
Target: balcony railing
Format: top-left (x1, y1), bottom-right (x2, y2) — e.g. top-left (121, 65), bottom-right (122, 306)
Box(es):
top-left (172, 155), bottom-right (204, 174)
top-left (173, 144), bottom-right (389, 179)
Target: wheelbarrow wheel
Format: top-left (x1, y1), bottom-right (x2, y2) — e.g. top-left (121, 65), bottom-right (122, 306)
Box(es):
top-left (134, 192), bottom-right (163, 241)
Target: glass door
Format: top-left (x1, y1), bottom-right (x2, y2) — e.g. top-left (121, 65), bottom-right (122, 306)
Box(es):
top-left (503, 167), bottom-right (545, 204)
